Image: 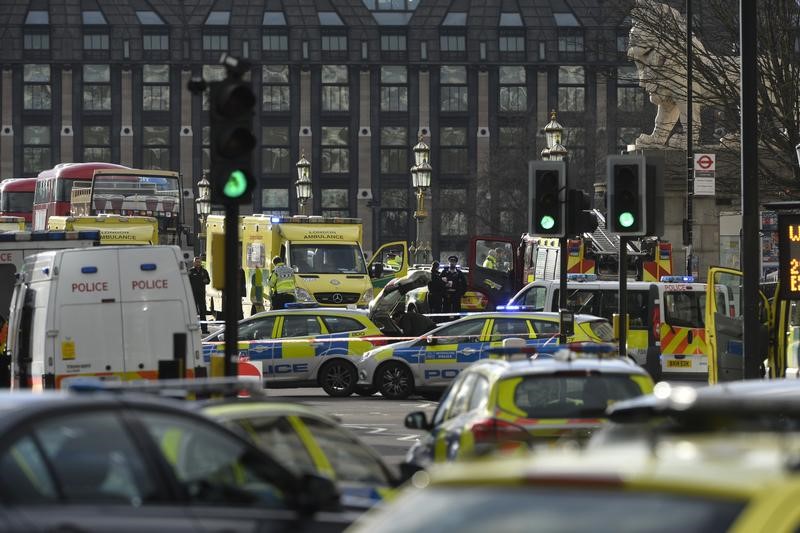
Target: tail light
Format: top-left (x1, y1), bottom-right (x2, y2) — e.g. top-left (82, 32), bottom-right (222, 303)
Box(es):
top-left (729, 304), bottom-right (735, 318)
top-left (470, 417), bottom-right (530, 451)
top-left (651, 307), bottom-right (661, 342)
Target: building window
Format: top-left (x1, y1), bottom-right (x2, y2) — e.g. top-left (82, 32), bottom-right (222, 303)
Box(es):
top-left (616, 66), bottom-right (646, 113)
top-left (498, 66), bottom-right (526, 112)
top-left (562, 127), bottom-right (586, 173)
top-left (321, 126), bottom-right (349, 173)
top-left (203, 33), bottom-right (228, 51)
top-left (83, 33), bottom-right (109, 50)
top-left (262, 189), bottom-right (289, 217)
top-left (23, 65), bottom-right (51, 110)
top-left (23, 125), bottom-right (50, 175)
top-left (439, 187), bottom-right (468, 236)
top-left (381, 33), bottom-right (407, 60)
top-left (25, 10), bottom-right (49, 25)
top-left (558, 66), bottom-right (585, 112)
top-left (83, 64), bottom-right (111, 111)
top-left (440, 65), bottom-right (468, 112)
top-left (82, 10), bottom-right (107, 25)
top-left (380, 127), bottom-right (408, 174)
top-left (24, 33), bottom-right (49, 50)
top-left (143, 33), bottom-right (168, 50)
top-left (498, 126), bottom-right (525, 148)
top-left (499, 35), bottom-right (525, 55)
top-left (440, 34), bottom-right (466, 59)
top-left (262, 65), bottom-right (290, 112)
top-left (379, 189), bottom-right (410, 242)
top-left (202, 65), bottom-right (226, 111)
top-left (558, 29), bottom-right (584, 57)
top-left (617, 127), bottom-right (640, 153)
top-left (142, 126), bottom-right (170, 169)
top-left (321, 65), bottom-right (349, 112)
top-left (380, 66), bottom-right (407, 112)
top-left (322, 34), bottom-right (348, 60)
top-left (321, 189), bottom-right (349, 218)
top-left (83, 125), bottom-right (111, 161)
top-left (262, 32), bottom-right (288, 53)
top-left (440, 127), bottom-right (468, 175)
top-left (262, 126), bottom-right (290, 174)
top-left (143, 64), bottom-right (170, 111)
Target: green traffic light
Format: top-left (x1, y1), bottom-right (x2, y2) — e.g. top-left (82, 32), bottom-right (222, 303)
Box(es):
top-left (223, 169), bottom-right (248, 198)
top-left (618, 211), bottom-right (635, 228)
top-left (540, 215), bottom-right (556, 230)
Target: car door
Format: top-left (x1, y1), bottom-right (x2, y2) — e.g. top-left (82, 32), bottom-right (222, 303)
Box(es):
top-left (421, 317), bottom-right (489, 387)
top-left (269, 314), bottom-right (324, 383)
top-left (469, 237), bottom-right (517, 310)
top-left (368, 241), bottom-right (408, 289)
top-left (237, 315), bottom-right (278, 365)
top-left (485, 318), bottom-right (537, 357)
top-left (0, 409), bottom-right (196, 531)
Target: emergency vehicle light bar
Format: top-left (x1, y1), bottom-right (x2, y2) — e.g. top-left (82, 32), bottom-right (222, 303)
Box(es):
top-left (660, 275), bottom-right (694, 283)
top-left (141, 263), bottom-right (157, 271)
top-left (66, 377), bottom-right (267, 399)
top-left (497, 305), bottom-right (541, 311)
top-left (566, 274), bottom-right (598, 282)
top-left (0, 230), bottom-right (102, 242)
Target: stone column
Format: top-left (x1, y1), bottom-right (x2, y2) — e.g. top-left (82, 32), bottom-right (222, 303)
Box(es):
top-left (299, 68), bottom-right (312, 212)
top-left (179, 68), bottom-right (195, 234)
top-left (595, 71), bottom-right (608, 158)
top-left (119, 68), bottom-right (133, 166)
top-left (475, 69), bottom-right (491, 235)
top-left (60, 68), bottom-right (74, 163)
top-left (0, 68), bottom-right (13, 176)
top-left (417, 69), bottom-right (432, 261)
top-left (356, 69), bottom-right (373, 256)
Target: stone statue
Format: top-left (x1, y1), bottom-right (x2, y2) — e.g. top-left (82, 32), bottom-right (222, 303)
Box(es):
top-left (627, 0), bottom-right (702, 149)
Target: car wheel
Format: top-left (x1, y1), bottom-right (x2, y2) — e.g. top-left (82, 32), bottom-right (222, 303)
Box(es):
top-left (320, 360), bottom-right (357, 397)
top-left (354, 385), bottom-right (378, 397)
top-left (378, 362), bottom-right (414, 400)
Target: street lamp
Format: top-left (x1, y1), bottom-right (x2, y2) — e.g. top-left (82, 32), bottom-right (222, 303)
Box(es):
top-left (195, 173), bottom-right (211, 255)
top-left (543, 110), bottom-right (568, 161)
top-left (295, 153), bottom-right (312, 216)
top-left (412, 134), bottom-right (432, 264)
top-left (796, 142), bottom-right (800, 169)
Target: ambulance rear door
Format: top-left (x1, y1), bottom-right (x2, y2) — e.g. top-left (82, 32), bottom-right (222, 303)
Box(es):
top-left (54, 249), bottom-right (124, 381)
top-left (119, 246), bottom-right (196, 379)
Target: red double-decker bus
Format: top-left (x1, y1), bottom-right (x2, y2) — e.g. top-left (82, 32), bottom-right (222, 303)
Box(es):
top-left (32, 162), bottom-right (130, 231)
top-left (0, 178), bottom-right (36, 224)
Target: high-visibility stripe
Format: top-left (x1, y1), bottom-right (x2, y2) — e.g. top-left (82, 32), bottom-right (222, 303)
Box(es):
top-left (287, 415), bottom-right (335, 479)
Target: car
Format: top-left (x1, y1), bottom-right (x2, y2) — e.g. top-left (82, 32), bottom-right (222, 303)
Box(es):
top-left (0, 389), bottom-right (355, 532)
top-left (356, 311), bottom-right (616, 400)
top-left (202, 399), bottom-right (400, 511)
top-left (402, 343), bottom-right (653, 471)
top-left (203, 307), bottom-right (386, 397)
top-left (349, 433), bottom-right (800, 533)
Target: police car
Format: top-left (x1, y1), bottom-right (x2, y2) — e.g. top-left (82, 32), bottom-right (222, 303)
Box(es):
top-left (402, 343), bottom-right (653, 471)
top-left (356, 311), bottom-right (614, 400)
top-left (203, 307), bottom-right (386, 397)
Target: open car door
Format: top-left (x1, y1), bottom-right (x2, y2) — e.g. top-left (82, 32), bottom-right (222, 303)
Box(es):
top-left (705, 267), bottom-right (770, 384)
top-left (468, 236), bottom-right (516, 310)
top-left (368, 241), bottom-right (408, 290)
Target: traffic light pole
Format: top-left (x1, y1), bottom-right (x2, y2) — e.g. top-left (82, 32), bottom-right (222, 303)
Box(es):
top-left (223, 203), bottom-right (240, 377)
top-left (559, 237), bottom-right (568, 344)
top-left (618, 237), bottom-right (628, 359)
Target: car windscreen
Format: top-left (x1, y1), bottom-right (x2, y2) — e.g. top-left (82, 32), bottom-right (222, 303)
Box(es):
top-left (354, 486), bottom-right (744, 533)
top-left (498, 373), bottom-right (646, 418)
top-left (290, 244), bottom-right (367, 274)
top-left (663, 291), bottom-right (705, 328)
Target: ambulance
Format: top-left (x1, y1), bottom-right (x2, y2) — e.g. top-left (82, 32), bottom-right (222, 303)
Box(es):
top-left (6, 245), bottom-right (204, 390)
top-left (206, 214), bottom-right (378, 316)
top-left (0, 216), bottom-right (26, 232)
top-left (47, 214), bottom-right (159, 245)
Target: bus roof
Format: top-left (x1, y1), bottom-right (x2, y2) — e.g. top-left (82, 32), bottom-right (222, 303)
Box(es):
top-left (36, 162), bottom-right (131, 181)
top-left (0, 178), bottom-right (37, 192)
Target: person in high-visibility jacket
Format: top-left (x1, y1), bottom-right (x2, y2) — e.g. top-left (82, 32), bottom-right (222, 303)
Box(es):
top-left (268, 256), bottom-right (296, 310)
top-left (386, 252), bottom-right (401, 271)
top-left (482, 249), bottom-right (498, 270)
top-left (250, 267), bottom-right (265, 315)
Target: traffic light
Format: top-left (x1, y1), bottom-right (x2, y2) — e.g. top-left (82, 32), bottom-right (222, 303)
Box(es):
top-left (566, 189), bottom-right (599, 236)
top-left (529, 160), bottom-right (566, 237)
top-left (607, 155), bottom-right (646, 236)
top-left (209, 76), bottom-right (257, 205)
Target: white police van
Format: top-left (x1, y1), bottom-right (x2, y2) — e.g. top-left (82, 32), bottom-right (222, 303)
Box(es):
top-left (7, 245), bottom-right (204, 389)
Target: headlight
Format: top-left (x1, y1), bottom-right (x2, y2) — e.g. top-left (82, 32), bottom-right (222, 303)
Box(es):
top-left (361, 287), bottom-right (374, 303)
top-left (295, 288), bottom-right (313, 302)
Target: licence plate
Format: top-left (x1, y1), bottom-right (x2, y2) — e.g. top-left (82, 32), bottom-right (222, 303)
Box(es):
top-left (667, 359), bottom-right (692, 368)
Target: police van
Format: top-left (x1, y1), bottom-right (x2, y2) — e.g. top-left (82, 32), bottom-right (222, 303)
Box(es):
top-left (506, 275), bottom-right (732, 381)
top-left (6, 246), bottom-right (204, 390)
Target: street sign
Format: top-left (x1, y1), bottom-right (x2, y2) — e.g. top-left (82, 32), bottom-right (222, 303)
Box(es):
top-left (694, 175), bottom-right (716, 196)
top-left (778, 214), bottom-right (800, 300)
top-left (694, 153), bottom-right (716, 171)
top-left (693, 153), bottom-right (716, 196)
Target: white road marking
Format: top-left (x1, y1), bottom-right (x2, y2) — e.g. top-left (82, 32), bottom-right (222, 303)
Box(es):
top-left (397, 434), bottom-right (421, 441)
top-left (366, 427), bottom-right (387, 434)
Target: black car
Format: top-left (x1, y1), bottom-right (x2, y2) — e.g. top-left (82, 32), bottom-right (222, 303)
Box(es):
top-left (0, 390), bottom-right (355, 532)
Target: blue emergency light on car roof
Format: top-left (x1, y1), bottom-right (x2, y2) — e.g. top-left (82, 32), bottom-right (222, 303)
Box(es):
top-left (660, 275), bottom-right (695, 283)
top-left (0, 230), bottom-right (102, 242)
top-left (140, 263), bottom-right (157, 271)
top-left (81, 266), bottom-right (98, 274)
top-left (497, 305), bottom-right (538, 312)
top-left (566, 274), bottom-right (598, 282)
top-left (284, 302), bottom-right (320, 309)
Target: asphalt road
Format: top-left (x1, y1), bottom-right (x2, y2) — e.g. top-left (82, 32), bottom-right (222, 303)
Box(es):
top-left (269, 388), bottom-right (439, 470)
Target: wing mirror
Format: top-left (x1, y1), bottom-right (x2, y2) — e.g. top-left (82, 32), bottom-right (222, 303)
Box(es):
top-left (404, 411), bottom-right (432, 431)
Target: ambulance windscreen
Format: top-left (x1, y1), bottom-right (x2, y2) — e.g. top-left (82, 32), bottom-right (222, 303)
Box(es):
top-left (290, 244), bottom-right (367, 275)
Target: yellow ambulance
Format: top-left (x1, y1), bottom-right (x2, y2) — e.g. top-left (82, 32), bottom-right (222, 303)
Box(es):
top-left (47, 214), bottom-right (159, 245)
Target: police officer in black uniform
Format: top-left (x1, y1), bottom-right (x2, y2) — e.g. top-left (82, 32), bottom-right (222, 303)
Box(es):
top-left (442, 255), bottom-right (467, 314)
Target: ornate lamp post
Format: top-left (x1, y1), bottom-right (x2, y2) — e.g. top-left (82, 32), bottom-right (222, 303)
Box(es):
top-left (543, 110), bottom-right (567, 161)
top-left (195, 173), bottom-right (211, 255)
top-left (295, 153), bottom-right (312, 216)
top-left (411, 134), bottom-right (432, 264)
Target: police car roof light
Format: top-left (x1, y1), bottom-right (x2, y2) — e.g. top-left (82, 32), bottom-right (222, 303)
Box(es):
top-left (140, 263), bottom-right (157, 271)
top-left (566, 273), bottom-right (598, 282)
top-left (284, 302), bottom-right (320, 309)
top-left (660, 275), bottom-right (695, 283)
top-left (66, 376), bottom-right (268, 399)
top-left (81, 266), bottom-right (98, 274)
top-left (497, 304), bottom-right (538, 312)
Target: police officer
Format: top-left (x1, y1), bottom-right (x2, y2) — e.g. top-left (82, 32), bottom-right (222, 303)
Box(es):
top-left (188, 256), bottom-right (211, 333)
top-left (268, 256), bottom-right (296, 310)
top-left (427, 261), bottom-right (445, 314)
top-left (386, 251), bottom-right (401, 271)
top-left (482, 249), bottom-right (498, 270)
top-left (442, 255), bottom-right (467, 314)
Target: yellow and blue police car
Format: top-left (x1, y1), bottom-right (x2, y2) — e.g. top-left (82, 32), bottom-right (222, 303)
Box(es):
top-left (356, 311), bottom-right (615, 400)
top-left (203, 307), bottom-right (387, 397)
top-left (402, 343), bottom-right (653, 471)
top-left (350, 432), bottom-right (800, 533)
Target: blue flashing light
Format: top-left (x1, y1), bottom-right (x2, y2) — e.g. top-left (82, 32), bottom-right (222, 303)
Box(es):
top-left (660, 275), bottom-right (695, 283)
top-left (81, 266), bottom-right (98, 274)
top-left (64, 378), bottom-right (109, 392)
top-left (284, 302), bottom-right (320, 309)
top-left (566, 274), bottom-right (598, 282)
top-left (535, 342), bottom-right (618, 354)
top-left (270, 216), bottom-right (281, 223)
top-left (140, 263), bottom-right (157, 271)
